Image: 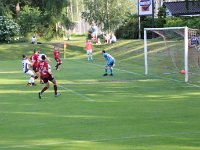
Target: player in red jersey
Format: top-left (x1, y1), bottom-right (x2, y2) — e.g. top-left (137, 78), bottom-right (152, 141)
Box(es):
top-left (85, 39), bottom-right (93, 60)
top-left (30, 49), bottom-right (45, 83)
top-left (30, 49), bottom-right (40, 73)
top-left (54, 47), bottom-right (62, 70)
top-left (37, 55), bottom-right (61, 99)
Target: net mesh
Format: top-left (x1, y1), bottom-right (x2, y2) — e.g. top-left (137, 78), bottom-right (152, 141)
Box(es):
top-left (146, 28), bottom-right (200, 84)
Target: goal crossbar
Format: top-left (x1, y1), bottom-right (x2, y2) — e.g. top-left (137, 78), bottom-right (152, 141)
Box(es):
top-left (144, 27), bottom-right (187, 31)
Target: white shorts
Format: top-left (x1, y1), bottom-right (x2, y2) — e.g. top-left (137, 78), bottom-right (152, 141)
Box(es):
top-left (87, 49), bottom-right (92, 54)
top-left (25, 70), bottom-right (34, 76)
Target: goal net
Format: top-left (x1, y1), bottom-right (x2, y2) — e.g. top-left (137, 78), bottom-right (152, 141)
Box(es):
top-left (144, 27), bottom-right (200, 84)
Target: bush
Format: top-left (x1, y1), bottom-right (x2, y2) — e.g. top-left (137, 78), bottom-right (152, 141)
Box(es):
top-left (115, 13), bottom-right (166, 39)
top-left (165, 17), bottom-right (200, 29)
top-left (115, 14), bottom-right (139, 39)
top-left (0, 16), bottom-right (20, 43)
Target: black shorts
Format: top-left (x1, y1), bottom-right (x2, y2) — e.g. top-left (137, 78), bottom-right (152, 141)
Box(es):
top-left (33, 66), bottom-right (38, 72)
top-left (42, 75), bottom-right (54, 83)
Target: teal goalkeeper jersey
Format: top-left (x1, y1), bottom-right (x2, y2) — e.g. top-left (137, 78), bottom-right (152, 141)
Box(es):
top-left (103, 53), bottom-right (115, 63)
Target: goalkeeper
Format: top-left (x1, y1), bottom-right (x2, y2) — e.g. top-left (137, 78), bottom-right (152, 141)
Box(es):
top-left (102, 50), bottom-right (115, 76)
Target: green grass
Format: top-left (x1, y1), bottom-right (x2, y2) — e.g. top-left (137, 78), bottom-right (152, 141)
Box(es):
top-left (0, 37), bottom-right (200, 150)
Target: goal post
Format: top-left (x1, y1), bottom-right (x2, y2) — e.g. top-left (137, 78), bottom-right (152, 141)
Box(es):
top-left (143, 26), bottom-right (200, 83)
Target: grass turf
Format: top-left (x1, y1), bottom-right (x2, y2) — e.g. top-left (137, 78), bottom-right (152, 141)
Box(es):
top-left (0, 37), bottom-right (200, 150)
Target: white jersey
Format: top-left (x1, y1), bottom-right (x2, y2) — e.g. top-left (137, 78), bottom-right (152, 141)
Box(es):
top-left (38, 54), bottom-right (46, 61)
top-left (22, 59), bottom-right (32, 73)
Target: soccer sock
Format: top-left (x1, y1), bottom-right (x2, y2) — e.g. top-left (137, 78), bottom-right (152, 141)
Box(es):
top-left (41, 87), bottom-right (48, 94)
top-left (105, 68), bottom-right (108, 73)
top-left (55, 65), bottom-right (58, 69)
top-left (54, 85), bottom-right (57, 95)
top-left (31, 77), bottom-right (34, 83)
top-left (28, 78), bottom-right (32, 83)
top-left (110, 68), bottom-right (113, 74)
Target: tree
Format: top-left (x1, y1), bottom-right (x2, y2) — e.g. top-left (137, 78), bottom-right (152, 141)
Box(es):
top-left (82, 0), bottom-right (133, 32)
top-left (41, 0), bottom-right (69, 36)
top-left (0, 0), bottom-right (77, 40)
top-left (18, 5), bottom-right (41, 36)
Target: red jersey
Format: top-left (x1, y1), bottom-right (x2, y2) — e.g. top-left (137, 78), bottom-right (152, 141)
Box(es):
top-left (38, 61), bottom-right (50, 77)
top-left (85, 41), bottom-right (92, 50)
top-left (32, 53), bottom-right (39, 67)
top-left (54, 50), bottom-right (60, 59)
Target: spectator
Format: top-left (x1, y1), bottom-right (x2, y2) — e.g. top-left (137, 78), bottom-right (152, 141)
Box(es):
top-left (110, 34), bottom-right (117, 43)
top-left (91, 23), bottom-right (98, 41)
top-left (31, 35), bottom-right (37, 44)
top-left (103, 33), bottom-right (111, 44)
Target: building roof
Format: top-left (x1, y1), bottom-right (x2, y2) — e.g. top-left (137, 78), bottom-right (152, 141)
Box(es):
top-left (164, 1), bottom-right (200, 16)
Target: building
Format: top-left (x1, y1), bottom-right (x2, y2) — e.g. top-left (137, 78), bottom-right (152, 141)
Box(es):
top-left (164, 1), bottom-right (200, 16)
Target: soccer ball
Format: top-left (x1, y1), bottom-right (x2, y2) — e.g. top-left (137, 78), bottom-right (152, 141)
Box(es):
top-left (180, 70), bottom-right (185, 74)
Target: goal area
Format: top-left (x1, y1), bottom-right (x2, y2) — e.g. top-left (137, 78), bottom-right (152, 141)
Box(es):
top-left (144, 27), bottom-right (200, 83)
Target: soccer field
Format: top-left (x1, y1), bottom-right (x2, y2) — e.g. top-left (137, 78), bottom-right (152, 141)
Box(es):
top-left (0, 39), bottom-right (200, 150)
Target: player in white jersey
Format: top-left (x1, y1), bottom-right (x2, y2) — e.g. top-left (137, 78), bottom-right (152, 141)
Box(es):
top-left (22, 54), bottom-right (38, 86)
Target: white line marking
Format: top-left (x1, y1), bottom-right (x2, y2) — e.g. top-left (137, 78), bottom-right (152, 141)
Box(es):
top-left (58, 84), bottom-right (95, 101)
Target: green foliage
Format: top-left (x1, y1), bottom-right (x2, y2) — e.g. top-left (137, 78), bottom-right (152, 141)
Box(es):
top-left (0, 0), bottom-right (13, 17)
top-left (18, 5), bottom-right (42, 36)
top-left (0, 0), bottom-right (73, 40)
top-left (165, 17), bottom-right (200, 29)
top-left (82, 0), bottom-right (133, 32)
top-left (115, 14), bottom-right (139, 39)
top-left (0, 16), bottom-right (20, 42)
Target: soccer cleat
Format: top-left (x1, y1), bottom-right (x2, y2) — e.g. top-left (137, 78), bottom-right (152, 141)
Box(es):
top-left (32, 83), bottom-right (37, 86)
top-left (103, 73), bottom-right (108, 76)
top-left (109, 74), bottom-right (113, 76)
top-left (40, 81), bottom-right (44, 84)
top-left (27, 83), bottom-right (32, 86)
top-left (55, 93), bottom-right (61, 97)
top-left (38, 92), bottom-right (42, 99)
top-left (34, 76), bottom-right (38, 79)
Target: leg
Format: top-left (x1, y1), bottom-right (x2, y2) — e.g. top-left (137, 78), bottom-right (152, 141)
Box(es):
top-left (51, 78), bottom-right (61, 97)
top-left (41, 82), bottom-right (49, 94)
top-left (40, 75), bottom-right (44, 84)
top-left (103, 66), bottom-right (108, 76)
top-left (30, 75), bottom-right (37, 86)
top-left (109, 66), bottom-right (113, 76)
top-left (55, 59), bottom-right (62, 70)
top-left (90, 50), bottom-right (93, 60)
top-left (86, 51), bottom-right (90, 60)
top-left (38, 77), bottom-right (49, 99)
top-left (26, 70), bottom-right (36, 86)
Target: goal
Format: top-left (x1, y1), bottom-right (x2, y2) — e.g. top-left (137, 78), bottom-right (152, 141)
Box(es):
top-left (144, 27), bottom-right (200, 83)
